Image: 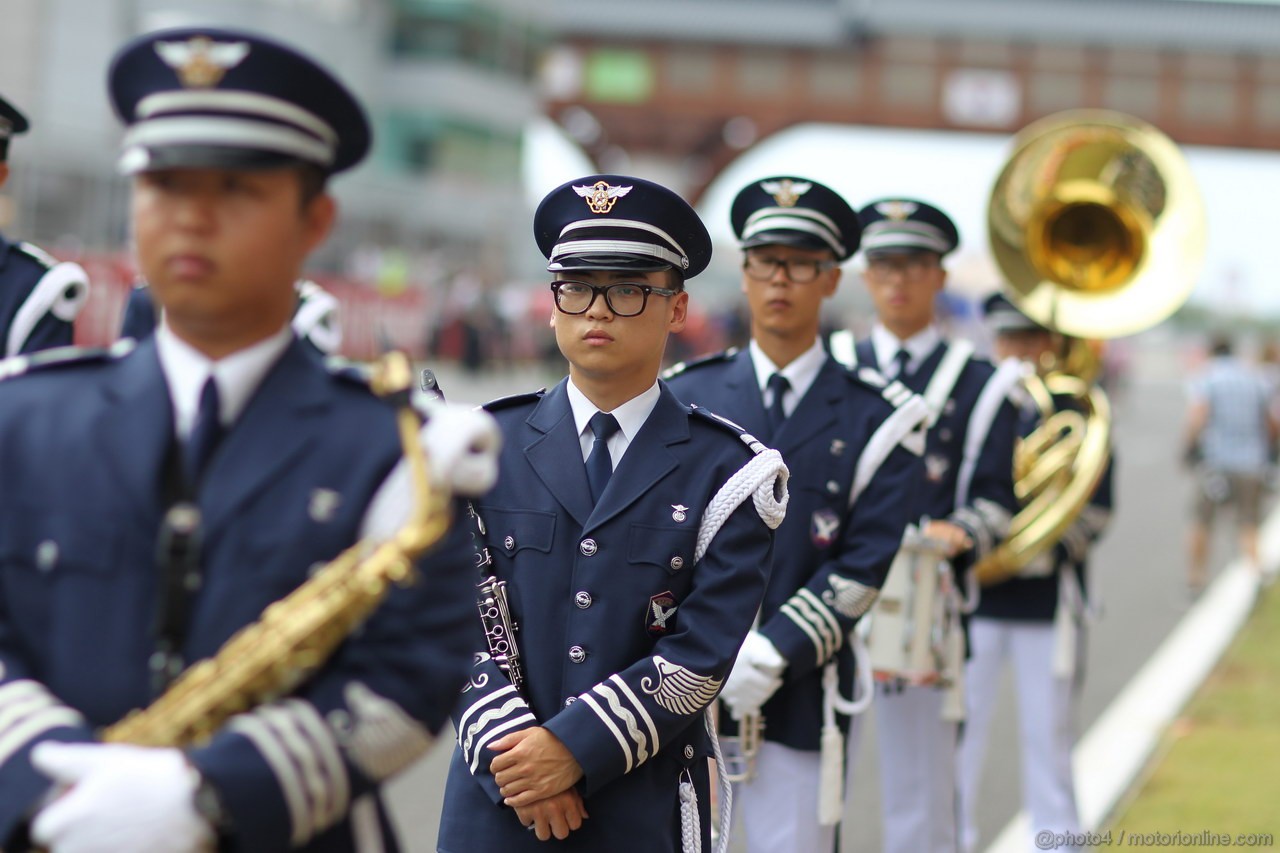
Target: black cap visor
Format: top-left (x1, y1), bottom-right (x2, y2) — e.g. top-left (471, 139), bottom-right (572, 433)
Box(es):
top-left (741, 229), bottom-right (837, 255)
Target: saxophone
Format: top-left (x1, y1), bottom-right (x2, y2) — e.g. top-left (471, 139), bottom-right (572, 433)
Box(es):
top-left (103, 352), bottom-right (453, 747)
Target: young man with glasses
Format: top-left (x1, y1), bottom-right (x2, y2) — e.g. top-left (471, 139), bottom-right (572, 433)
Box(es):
top-left (839, 199), bottom-right (1021, 853)
top-left (0, 94), bottom-right (91, 357)
top-left (439, 174), bottom-right (788, 853)
top-left (665, 176), bottom-right (926, 852)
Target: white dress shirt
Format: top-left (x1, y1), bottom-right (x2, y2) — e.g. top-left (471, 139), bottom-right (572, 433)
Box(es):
top-left (870, 323), bottom-right (942, 379)
top-left (566, 379), bottom-right (661, 469)
top-left (155, 321), bottom-right (294, 439)
top-left (747, 337), bottom-right (828, 419)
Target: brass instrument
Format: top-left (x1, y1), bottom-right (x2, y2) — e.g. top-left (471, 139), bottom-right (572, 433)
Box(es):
top-left (104, 352), bottom-right (453, 747)
top-left (977, 110), bottom-right (1204, 584)
top-left (721, 708), bottom-right (763, 783)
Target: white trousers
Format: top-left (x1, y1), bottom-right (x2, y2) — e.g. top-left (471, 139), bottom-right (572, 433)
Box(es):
top-left (847, 685), bottom-right (960, 853)
top-left (728, 740), bottom-right (837, 853)
top-left (956, 618), bottom-right (1081, 853)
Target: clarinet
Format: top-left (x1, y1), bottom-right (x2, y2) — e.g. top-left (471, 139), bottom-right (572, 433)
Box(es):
top-left (469, 502), bottom-right (525, 692)
top-left (422, 369), bottom-right (525, 693)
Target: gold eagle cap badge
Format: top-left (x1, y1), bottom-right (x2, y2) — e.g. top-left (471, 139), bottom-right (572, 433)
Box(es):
top-left (875, 200), bottom-right (919, 221)
top-left (155, 36), bottom-right (251, 88)
top-left (573, 180), bottom-right (633, 214)
top-left (759, 178), bottom-right (812, 208)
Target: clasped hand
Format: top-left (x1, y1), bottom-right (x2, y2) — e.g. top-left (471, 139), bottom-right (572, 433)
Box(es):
top-left (489, 727), bottom-right (588, 841)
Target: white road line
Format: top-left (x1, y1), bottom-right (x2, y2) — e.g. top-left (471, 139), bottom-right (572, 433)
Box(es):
top-left (984, 507), bottom-right (1279, 853)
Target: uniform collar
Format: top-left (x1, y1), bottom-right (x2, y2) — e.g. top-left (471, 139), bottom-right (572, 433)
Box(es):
top-left (871, 323), bottom-right (940, 375)
top-left (155, 321), bottom-right (294, 439)
top-left (565, 378), bottom-right (661, 456)
top-left (746, 337), bottom-right (827, 402)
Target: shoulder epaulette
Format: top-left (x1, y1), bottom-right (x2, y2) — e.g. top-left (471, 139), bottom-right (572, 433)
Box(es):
top-left (14, 241), bottom-right (58, 269)
top-left (662, 347), bottom-right (738, 380)
top-left (483, 389), bottom-right (545, 412)
top-left (0, 339), bottom-right (133, 382)
top-left (689, 403), bottom-right (768, 456)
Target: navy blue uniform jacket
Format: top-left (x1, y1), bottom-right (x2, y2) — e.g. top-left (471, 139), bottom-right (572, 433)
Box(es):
top-left (854, 338), bottom-right (1019, 564)
top-left (666, 350), bottom-right (923, 751)
top-left (438, 379), bottom-right (778, 853)
top-left (0, 337), bottom-right (476, 852)
top-left (0, 234), bottom-right (82, 356)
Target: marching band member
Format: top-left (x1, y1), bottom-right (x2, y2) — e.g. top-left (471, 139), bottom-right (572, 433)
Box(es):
top-left (665, 176), bottom-right (926, 853)
top-left (0, 94), bottom-right (90, 356)
top-left (119, 277), bottom-right (343, 356)
top-left (0, 28), bottom-right (494, 852)
top-left (438, 175), bottom-right (788, 852)
top-left (957, 294), bottom-right (1113, 853)
top-left (841, 199), bottom-right (1020, 853)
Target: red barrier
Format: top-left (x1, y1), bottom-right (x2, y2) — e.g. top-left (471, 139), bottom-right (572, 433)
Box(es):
top-left (71, 253), bottom-right (432, 360)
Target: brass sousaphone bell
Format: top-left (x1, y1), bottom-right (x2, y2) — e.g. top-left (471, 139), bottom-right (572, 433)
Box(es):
top-left (976, 110), bottom-right (1206, 584)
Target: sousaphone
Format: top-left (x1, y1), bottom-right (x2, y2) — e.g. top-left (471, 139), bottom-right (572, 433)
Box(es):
top-left (976, 109), bottom-right (1205, 584)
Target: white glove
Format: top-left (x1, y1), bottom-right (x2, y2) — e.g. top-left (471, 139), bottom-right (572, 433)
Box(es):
top-left (360, 402), bottom-right (502, 541)
top-left (30, 742), bottom-right (214, 853)
top-left (719, 631), bottom-right (786, 721)
top-left (417, 400), bottom-right (502, 497)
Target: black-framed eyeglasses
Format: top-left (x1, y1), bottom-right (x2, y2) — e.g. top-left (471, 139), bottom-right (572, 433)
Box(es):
top-left (743, 254), bottom-right (838, 283)
top-left (550, 280), bottom-right (680, 317)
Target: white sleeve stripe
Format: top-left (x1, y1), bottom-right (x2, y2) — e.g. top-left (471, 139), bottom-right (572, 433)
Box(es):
top-left (0, 708), bottom-right (84, 768)
top-left (779, 601), bottom-right (829, 666)
top-left (610, 675), bottom-right (661, 755)
top-left (592, 684), bottom-right (650, 766)
top-left (228, 714), bottom-right (310, 846)
top-left (580, 694), bottom-right (634, 773)
top-left (255, 704), bottom-right (341, 844)
top-left (260, 706), bottom-right (328, 839)
top-left (0, 689), bottom-right (56, 733)
top-left (0, 679), bottom-right (49, 707)
top-left (797, 588), bottom-right (843, 642)
top-left (468, 712), bottom-right (537, 774)
top-left (283, 699), bottom-right (350, 832)
top-left (457, 685), bottom-right (520, 733)
top-left (459, 696), bottom-right (530, 758)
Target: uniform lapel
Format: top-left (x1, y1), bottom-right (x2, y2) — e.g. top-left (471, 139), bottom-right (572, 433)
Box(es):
top-left (584, 383), bottom-right (686, 533)
top-left (524, 380), bottom-right (593, 528)
top-left (726, 349), bottom-right (769, 440)
top-left (902, 340), bottom-right (948, 394)
top-left (855, 339), bottom-right (878, 371)
top-left (770, 356), bottom-right (841, 455)
top-left (94, 339), bottom-right (174, 523)
top-left (200, 340), bottom-right (329, 540)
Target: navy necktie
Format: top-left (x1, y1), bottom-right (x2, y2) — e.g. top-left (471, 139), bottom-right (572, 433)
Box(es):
top-left (892, 348), bottom-right (912, 380)
top-left (585, 412), bottom-right (621, 504)
top-left (184, 377), bottom-right (223, 488)
top-left (765, 373), bottom-right (791, 439)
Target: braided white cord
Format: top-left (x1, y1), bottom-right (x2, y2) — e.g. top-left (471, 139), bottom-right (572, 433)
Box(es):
top-left (694, 449), bottom-right (789, 564)
top-left (705, 708), bottom-right (733, 853)
top-left (679, 773), bottom-right (703, 853)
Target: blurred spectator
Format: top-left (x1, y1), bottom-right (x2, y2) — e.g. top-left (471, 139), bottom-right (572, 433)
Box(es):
top-left (1183, 335), bottom-right (1278, 591)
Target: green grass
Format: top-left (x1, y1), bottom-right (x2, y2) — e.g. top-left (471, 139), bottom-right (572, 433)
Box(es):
top-left (1105, 584), bottom-right (1280, 847)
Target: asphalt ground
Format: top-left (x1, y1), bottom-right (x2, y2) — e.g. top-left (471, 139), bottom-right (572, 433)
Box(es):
top-left (385, 337), bottom-right (1239, 852)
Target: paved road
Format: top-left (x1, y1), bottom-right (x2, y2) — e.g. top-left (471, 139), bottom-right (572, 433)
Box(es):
top-left (384, 336), bottom-right (1235, 852)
